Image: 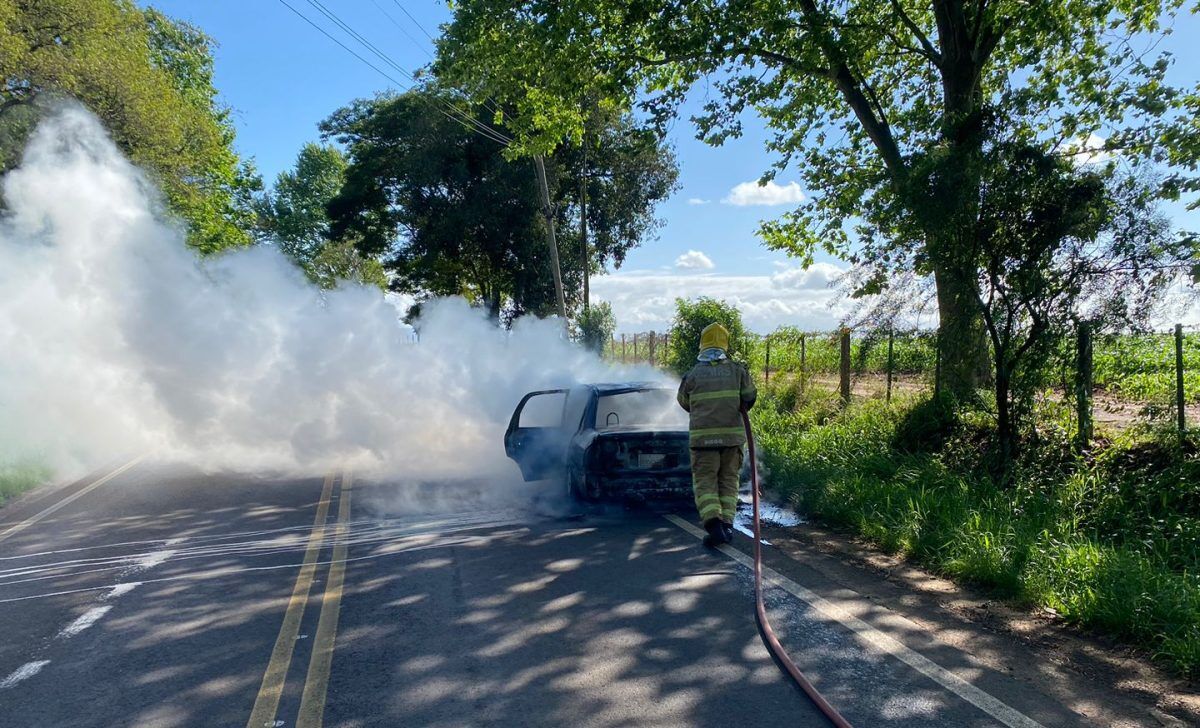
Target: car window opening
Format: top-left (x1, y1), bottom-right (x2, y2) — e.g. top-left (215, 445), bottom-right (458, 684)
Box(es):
top-left (594, 389), bottom-right (687, 430)
top-left (518, 392), bottom-right (566, 428)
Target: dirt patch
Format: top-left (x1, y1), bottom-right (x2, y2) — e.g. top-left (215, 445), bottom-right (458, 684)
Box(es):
top-left (766, 371), bottom-right (1200, 433)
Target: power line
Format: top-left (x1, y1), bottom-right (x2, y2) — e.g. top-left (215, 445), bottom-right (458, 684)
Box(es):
top-left (276, 0), bottom-right (409, 91)
top-left (274, 0), bottom-right (510, 146)
top-left (369, 0), bottom-right (433, 60)
top-left (372, 0), bottom-right (502, 119)
top-left (303, 0), bottom-right (511, 145)
top-left (390, 0), bottom-right (438, 43)
top-left (368, 0), bottom-right (503, 118)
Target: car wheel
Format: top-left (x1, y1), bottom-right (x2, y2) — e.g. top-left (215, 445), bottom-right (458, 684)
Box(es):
top-left (566, 470), bottom-right (585, 502)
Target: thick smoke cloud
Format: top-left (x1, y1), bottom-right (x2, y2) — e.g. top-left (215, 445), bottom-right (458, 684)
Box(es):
top-left (0, 107), bottom-right (651, 481)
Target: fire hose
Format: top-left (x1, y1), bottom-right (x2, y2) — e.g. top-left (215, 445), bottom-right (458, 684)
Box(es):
top-left (742, 411), bottom-right (855, 728)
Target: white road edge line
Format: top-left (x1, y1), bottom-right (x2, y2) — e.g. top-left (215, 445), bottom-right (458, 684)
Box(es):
top-left (664, 514), bottom-right (1046, 728)
top-left (0, 456), bottom-right (145, 543)
top-left (0, 660), bottom-right (50, 689)
top-left (56, 605), bottom-right (112, 639)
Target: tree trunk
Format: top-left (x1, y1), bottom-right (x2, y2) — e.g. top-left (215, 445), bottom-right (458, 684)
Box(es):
top-left (485, 286), bottom-right (502, 322)
top-left (933, 262), bottom-right (990, 397)
top-left (994, 365), bottom-right (1013, 469)
top-left (929, 22), bottom-right (992, 398)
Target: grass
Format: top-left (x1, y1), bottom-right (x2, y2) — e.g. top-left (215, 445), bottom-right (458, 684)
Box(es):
top-left (0, 460), bottom-right (51, 506)
top-left (751, 383), bottom-right (1200, 676)
top-left (745, 328), bottom-right (938, 377)
top-left (1093, 332), bottom-right (1200, 403)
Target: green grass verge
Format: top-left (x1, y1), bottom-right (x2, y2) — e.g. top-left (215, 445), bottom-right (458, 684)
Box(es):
top-left (0, 461), bottom-right (52, 507)
top-left (751, 387), bottom-right (1200, 676)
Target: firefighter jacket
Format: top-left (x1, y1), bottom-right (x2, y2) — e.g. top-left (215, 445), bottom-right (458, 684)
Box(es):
top-left (676, 358), bottom-right (757, 448)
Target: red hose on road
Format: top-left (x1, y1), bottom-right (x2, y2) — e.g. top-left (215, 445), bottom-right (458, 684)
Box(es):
top-left (743, 411), bottom-right (855, 728)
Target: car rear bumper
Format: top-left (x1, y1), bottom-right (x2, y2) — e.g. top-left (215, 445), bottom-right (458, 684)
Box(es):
top-left (583, 471), bottom-right (693, 501)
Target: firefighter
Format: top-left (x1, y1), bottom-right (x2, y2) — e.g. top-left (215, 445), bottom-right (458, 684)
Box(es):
top-left (676, 323), bottom-right (757, 547)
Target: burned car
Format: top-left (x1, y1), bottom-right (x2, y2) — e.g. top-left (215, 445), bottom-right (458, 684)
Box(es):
top-left (504, 383), bottom-right (692, 501)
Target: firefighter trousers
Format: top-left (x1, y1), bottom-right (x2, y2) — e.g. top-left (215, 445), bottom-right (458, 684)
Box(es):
top-left (689, 446), bottom-right (743, 524)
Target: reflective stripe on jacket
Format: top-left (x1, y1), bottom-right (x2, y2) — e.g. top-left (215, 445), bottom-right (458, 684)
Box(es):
top-left (676, 359), bottom-right (757, 448)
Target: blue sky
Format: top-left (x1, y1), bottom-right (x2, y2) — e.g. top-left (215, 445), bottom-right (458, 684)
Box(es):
top-left (144, 1), bottom-right (1199, 332)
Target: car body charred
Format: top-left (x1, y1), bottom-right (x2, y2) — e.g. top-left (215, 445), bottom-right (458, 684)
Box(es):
top-left (504, 383), bottom-right (692, 501)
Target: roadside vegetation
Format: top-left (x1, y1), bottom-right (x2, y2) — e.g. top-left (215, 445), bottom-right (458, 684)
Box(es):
top-left (0, 460), bottom-right (51, 506)
top-left (751, 386), bottom-right (1200, 676)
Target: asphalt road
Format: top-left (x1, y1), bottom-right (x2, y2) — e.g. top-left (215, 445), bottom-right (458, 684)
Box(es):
top-left (0, 460), bottom-right (1107, 727)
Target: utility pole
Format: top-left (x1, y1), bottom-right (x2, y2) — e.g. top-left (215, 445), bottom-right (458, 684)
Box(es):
top-left (580, 137), bottom-right (590, 311)
top-left (534, 155), bottom-right (567, 320)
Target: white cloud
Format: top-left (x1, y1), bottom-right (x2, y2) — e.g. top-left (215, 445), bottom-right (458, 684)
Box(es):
top-left (722, 180), bottom-right (805, 206)
top-left (1068, 133), bottom-right (1112, 166)
top-left (674, 250), bottom-right (715, 270)
top-left (687, 198), bottom-right (711, 205)
top-left (770, 262), bottom-right (842, 290)
top-left (591, 263), bottom-right (850, 333)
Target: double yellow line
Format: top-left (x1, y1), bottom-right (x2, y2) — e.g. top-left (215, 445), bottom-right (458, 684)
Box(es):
top-left (247, 470), bottom-right (353, 728)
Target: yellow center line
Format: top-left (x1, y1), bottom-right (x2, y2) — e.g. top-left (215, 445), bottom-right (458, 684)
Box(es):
top-left (0, 456), bottom-right (146, 544)
top-left (246, 472), bottom-right (337, 728)
top-left (297, 470), bottom-right (353, 728)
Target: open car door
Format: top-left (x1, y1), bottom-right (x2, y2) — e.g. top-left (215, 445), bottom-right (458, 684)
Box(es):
top-left (504, 389), bottom-right (569, 481)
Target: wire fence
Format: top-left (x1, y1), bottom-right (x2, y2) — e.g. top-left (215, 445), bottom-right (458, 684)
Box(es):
top-left (607, 324), bottom-right (1199, 438)
top-left (604, 331), bottom-right (671, 367)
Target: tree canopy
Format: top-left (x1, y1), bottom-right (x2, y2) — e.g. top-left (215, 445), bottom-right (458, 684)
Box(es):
top-left (320, 87), bottom-right (676, 322)
top-left (0, 0), bottom-right (259, 252)
top-left (438, 0), bottom-right (1200, 394)
top-left (255, 142), bottom-right (386, 290)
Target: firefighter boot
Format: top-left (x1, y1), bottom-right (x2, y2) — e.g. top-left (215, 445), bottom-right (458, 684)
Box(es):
top-left (722, 521), bottom-right (734, 543)
top-left (702, 518), bottom-right (726, 548)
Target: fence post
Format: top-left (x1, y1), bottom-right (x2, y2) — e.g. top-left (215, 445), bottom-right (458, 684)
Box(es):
top-left (840, 328), bottom-right (851, 405)
top-left (1177, 323), bottom-right (1187, 437)
top-left (799, 334), bottom-right (806, 392)
top-left (621, 334), bottom-right (627, 363)
top-left (1076, 322), bottom-right (1093, 450)
top-left (649, 330), bottom-right (657, 367)
top-left (886, 327), bottom-right (895, 403)
top-left (764, 336), bottom-right (771, 385)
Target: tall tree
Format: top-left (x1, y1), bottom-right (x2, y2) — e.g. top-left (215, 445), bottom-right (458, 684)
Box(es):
top-left (437, 0), bottom-right (1200, 396)
top-left (320, 87), bottom-right (676, 322)
top-left (0, 0), bottom-right (259, 252)
top-left (972, 145), bottom-right (1192, 464)
top-left (255, 142), bottom-right (386, 290)
top-left (557, 106), bottom-right (679, 308)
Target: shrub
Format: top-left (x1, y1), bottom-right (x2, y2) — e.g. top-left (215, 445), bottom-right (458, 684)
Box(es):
top-left (664, 297), bottom-right (749, 376)
top-left (576, 301), bottom-right (616, 354)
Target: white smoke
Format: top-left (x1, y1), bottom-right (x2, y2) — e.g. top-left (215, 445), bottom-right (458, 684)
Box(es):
top-left (0, 107), bottom-right (655, 482)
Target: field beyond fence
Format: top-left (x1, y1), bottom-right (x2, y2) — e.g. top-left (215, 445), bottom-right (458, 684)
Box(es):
top-left (607, 325), bottom-right (1198, 438)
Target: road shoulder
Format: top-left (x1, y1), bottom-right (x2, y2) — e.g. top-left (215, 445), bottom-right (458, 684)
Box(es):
top-left (760, 518), bottom-right (1200, 727)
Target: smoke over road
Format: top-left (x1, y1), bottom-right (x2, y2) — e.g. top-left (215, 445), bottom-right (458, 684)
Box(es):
top-left (0, 107), bottom-right (651, 483)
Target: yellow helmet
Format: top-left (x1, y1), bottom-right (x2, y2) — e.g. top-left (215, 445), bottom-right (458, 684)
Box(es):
top-left (699, 323), bottom-right (730, 352)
